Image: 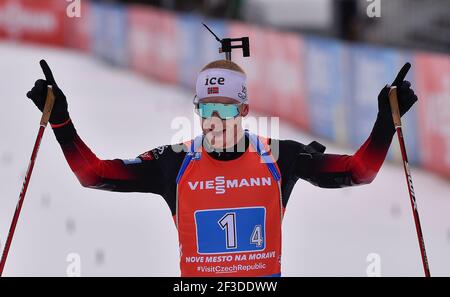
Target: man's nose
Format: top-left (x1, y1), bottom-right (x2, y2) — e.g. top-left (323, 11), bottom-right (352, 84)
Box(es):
top-left (211, 111), bottom-right (221, 119)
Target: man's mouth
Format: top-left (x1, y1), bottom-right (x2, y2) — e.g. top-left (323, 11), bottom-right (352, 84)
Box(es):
top-left (207, 129), bottom-right (226, 137)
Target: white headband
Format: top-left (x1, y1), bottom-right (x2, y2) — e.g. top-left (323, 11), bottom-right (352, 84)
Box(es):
top-left (195, 68), bottom-right (248, 103)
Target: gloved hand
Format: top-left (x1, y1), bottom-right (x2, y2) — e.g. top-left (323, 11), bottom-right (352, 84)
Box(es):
top-left (26, 60), bottom-right (69, 125)
top-left (377, 63), bottom-right (418, 121)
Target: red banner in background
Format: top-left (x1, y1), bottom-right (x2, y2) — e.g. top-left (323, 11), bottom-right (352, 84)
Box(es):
top-left (0, 0), bottom-right (66, 46)
top-left (65, 0), bottom-right (91, 51)
top-left (265, 30), bottom-right (308, 129)
top-left (128, 5), bottom-right (179, 84)
top-left (416, 53), bottom-right (450, 177)
top-left (229, 22), bottom-right (309, 129)
top-left (228, 22), bottom-right (268, 112)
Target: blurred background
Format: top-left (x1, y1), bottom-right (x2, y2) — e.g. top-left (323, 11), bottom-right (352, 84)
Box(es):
top-left (0, 0), bottom-right (449, 276)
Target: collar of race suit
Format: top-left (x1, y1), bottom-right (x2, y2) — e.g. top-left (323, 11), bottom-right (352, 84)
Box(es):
top-left (203, 133), bottom-right (250, 161)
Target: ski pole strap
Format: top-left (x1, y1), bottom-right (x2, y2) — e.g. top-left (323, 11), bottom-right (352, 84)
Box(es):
top-left (51, 118), bottom-right (71, 129)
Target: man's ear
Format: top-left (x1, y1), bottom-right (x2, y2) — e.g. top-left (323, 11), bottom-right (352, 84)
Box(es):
top-left (240, 104), bottom-right (249, 117)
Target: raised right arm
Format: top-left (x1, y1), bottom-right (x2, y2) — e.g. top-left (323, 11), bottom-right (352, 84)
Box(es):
top-left (25, 60), bottom-right (167, 195)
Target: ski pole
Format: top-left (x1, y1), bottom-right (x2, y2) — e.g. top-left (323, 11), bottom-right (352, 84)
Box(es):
top-left (0, 61), bottom-right (56, 276)
top-left (389, 62), bottom-right (430, 277)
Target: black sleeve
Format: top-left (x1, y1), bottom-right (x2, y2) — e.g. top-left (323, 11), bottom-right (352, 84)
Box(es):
top-left (52, 121), bottom-right (186, 214)
top-left (298, 115), bottom-right (394, 188)
top-left (270, 138), bottom-right (308, 208)
top-left (272, 115), bottom-right (395, 207)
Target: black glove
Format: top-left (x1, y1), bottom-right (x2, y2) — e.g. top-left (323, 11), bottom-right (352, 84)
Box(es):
top-left (377, 63), bottom-right (418, 121)
top-left (26, 60), bottom-right (69, 125)
top-left (377, 81), bottom-right (418, 119)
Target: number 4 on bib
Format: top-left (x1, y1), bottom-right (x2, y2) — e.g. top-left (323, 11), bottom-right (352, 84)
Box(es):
top-left (195, 207), bottom-right (266, 254)
top-left (251, 225), bottom-right (264, 247)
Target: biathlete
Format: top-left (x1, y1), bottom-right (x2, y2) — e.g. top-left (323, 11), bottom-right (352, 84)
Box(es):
top-left (26, 58), bottom-right (417, 277)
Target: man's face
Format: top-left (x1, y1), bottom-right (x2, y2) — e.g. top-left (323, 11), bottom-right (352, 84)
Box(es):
top-left (197, 97), bottom-right (249, 150)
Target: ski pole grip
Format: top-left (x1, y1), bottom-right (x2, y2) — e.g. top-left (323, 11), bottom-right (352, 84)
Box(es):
top-left (389, 87), bottom-right (402, 128)
top-left (40, 86), bottom-right (55, 127)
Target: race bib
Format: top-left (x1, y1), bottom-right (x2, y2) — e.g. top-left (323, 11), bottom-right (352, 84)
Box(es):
top-left (194, 207), bottom-right (266, 254)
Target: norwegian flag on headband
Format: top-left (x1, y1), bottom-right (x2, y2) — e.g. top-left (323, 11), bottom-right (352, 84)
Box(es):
top-left (208, 86), bottom-right (219, 94)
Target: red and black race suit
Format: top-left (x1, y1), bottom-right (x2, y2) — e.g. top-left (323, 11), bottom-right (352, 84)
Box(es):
top-left (51, 115), bottom-right (394, 276)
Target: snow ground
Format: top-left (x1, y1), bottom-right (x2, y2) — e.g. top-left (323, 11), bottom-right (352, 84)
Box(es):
top-left (0, 41), bottom-right (449, 276)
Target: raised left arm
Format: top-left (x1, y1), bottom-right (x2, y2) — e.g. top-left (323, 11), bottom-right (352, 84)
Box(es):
top-left (298, 81), bottom-right (418, 188)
